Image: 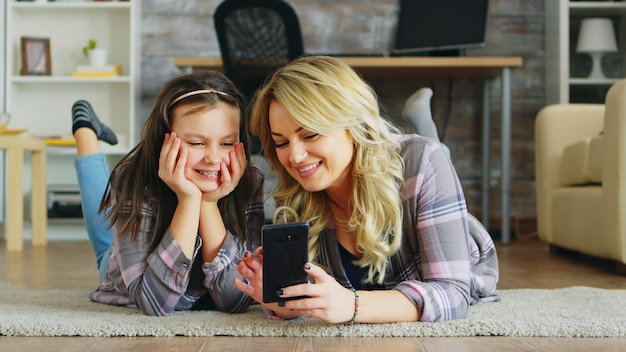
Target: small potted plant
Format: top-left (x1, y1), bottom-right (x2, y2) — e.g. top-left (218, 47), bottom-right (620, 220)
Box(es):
top-left (82, 39), bottom-right (107, 66)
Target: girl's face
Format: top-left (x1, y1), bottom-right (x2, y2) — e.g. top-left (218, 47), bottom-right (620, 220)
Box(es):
top-left (268, 100), bottom-right (354, 194)
top-left (170, 101), bottom-right (240, 193)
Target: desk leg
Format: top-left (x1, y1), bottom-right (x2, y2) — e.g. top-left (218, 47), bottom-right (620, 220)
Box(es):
top-left (31, 148), bottom-right (47, 246)
top-left (481, 79), bottom-right (491, 230)
top-left (501, 67), bottom-right (512, 245)
top-left (6, 147), bottom-right (24, 251)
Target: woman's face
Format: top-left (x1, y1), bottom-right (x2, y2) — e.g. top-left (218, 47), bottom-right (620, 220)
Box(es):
top-left (268, 100), bottom-right (354, 194)
top-left (170, 101), bottom-right (240, 193)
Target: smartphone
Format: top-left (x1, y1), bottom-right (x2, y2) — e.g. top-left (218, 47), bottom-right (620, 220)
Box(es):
top-left (261, 221), bottom-right (309, 303)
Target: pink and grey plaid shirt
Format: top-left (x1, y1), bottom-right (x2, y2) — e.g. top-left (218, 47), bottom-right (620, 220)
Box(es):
top-left (314, 134), bottom-right (499, 322)
top-left (90, 167), bottom-right (265, 316)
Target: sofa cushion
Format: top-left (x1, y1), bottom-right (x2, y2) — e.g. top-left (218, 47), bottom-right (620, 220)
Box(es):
top-left (561, 138), bottom-right (592, 185)
top-left (561, 136), bottom-right (603, 186)
top-left (588, 135), bottom-right (603, 182)
top-left (552, 186), bottom-right (605, 256)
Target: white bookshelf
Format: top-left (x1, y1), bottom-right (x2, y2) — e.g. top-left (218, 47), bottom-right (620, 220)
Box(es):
top-left (2, 0), bottom-right (141, 240)
top-left (545, 0), bottom-right (626, 104)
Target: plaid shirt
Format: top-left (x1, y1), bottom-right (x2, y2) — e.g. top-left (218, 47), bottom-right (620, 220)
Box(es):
top-left (90, 167), bottom-right (265, 316)
top-left (315, 134), bottom-right (499, 322)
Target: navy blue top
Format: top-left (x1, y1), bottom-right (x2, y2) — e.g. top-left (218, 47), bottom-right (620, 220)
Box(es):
top-left (338, 242), bottom-right (384, 290)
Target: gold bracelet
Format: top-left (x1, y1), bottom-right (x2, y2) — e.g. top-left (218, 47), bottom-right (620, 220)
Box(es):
top-left (349, 287), bottom-right (359, 324)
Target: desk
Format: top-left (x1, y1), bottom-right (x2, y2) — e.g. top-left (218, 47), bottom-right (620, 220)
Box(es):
top-left (175, 56), bottom-right (524, 244)
top-left (0, 135), bottom-right (47, 251)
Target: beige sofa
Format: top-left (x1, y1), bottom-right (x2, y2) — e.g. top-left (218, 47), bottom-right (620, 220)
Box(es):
top-left (535, 79), bottom-right (626, 273)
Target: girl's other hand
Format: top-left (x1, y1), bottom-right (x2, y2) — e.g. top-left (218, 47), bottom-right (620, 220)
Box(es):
top-left (202, 142), bottom-right (246, 203)
top-left (233, 247), bottom-right (308, 320)
top-left (234, 247), bottom-right (264, 302)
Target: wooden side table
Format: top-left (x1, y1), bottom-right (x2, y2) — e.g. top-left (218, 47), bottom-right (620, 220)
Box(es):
top-left (0, 135), bottom-right (47, 251)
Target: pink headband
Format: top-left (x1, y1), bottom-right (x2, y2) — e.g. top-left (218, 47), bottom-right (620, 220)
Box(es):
top-left (170, 89), bottom-right (230, 106)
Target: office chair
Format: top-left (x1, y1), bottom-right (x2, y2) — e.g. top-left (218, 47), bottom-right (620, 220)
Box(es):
top-left (214, 0), bottom-right (304, 152)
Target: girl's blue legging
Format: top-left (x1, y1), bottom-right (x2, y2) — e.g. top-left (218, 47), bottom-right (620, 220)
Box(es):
top-left (75, 153), bottom-right (113, 281)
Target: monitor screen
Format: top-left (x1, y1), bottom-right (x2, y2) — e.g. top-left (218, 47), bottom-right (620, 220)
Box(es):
top-left (392, 0), bottom-right (490, 55)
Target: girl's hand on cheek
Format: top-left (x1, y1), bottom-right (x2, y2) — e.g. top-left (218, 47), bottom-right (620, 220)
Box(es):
top-left (202, 143), bottom-right (247, 202)
top-left (158, 133), bottom-right (201, 200)
top-left (231, 142), bottom-right (247, 178)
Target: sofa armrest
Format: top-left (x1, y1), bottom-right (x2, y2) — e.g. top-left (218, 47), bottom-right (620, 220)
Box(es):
top-left (603, 79), bottom-right (626, 261)
top-left (535, 104), bottom-right (604, 242)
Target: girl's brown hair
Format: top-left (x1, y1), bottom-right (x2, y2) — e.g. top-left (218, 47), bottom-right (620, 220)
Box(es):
top-left (101, 70), bottom-right (255, 249)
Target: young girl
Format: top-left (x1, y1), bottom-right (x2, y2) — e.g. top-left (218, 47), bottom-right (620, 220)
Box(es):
top-left (234, 56), bottom-right (499, 323)
top-left (72, 70), bottom-right (265, 316)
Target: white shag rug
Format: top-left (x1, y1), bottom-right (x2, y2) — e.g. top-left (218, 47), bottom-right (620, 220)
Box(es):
top-left (1, 283), bottom-right (625, 338)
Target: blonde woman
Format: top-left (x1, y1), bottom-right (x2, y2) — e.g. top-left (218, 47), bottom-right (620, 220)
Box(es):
top-left (234, 56), bottom-right (499, 323)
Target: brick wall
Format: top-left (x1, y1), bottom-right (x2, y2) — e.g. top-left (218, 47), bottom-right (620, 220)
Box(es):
top-left (140, 0), bottom-right (545, 223)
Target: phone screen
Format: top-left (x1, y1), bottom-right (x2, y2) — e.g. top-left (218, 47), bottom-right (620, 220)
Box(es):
top-left (262, 222), bottom-right (309, 303)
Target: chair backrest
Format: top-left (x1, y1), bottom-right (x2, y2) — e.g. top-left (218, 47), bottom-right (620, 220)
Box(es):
top-left (213, 0), bottom-right (304, 100)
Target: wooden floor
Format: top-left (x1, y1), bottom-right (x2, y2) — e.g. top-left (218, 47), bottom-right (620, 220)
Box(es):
top-left (1, 236), bottom-right (626, 351)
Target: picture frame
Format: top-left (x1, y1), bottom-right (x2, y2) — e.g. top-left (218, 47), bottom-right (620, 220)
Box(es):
top-left (20, 37), bottom-right (52, 76)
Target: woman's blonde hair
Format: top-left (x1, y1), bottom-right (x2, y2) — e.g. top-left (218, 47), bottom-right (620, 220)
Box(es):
top-left (250, 56), bottom-right (404, 284)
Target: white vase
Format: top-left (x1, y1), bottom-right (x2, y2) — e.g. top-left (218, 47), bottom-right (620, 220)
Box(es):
top-left (0, 112), bottom-right (10, 131)
top-left (88, 49), bottom-right (108, 66)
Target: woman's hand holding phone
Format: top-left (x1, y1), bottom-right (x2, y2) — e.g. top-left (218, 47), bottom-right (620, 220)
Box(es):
top-left (234, 247), bottom-right (357, 322)
top-left (269, 263), bottom-right (358, 324)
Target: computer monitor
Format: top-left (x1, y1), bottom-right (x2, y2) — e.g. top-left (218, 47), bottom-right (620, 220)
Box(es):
top-left (392, 0), bottom-right (490, 56)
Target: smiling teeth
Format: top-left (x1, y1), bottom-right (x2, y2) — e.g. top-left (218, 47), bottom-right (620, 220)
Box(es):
top-left (200, 171), bottom-right (219, 177)
top-left (298, 162), bottom-right (319, 173)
